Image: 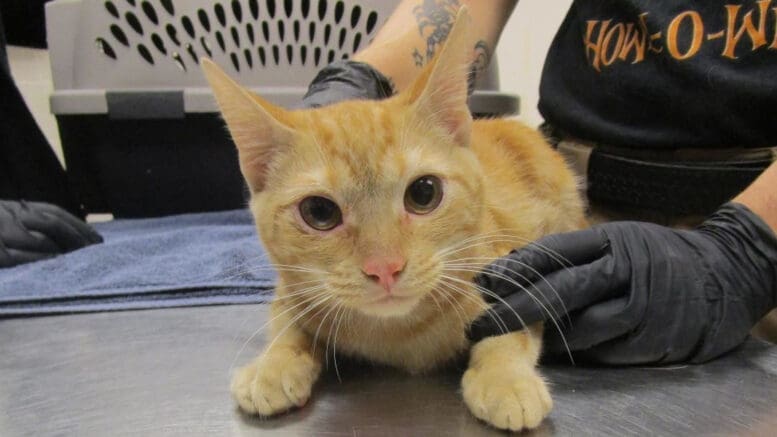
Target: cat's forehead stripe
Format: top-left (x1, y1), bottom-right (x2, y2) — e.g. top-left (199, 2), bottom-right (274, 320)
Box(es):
top-left (304, 104), bottom-right (399, 174)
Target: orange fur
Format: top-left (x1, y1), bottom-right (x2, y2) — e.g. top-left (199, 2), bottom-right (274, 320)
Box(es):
top-left (204, 9), bottom-right (584, 432)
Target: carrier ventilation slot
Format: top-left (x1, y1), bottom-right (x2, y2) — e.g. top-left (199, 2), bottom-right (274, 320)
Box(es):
top-left (97, 0), bottom-right (380, 72)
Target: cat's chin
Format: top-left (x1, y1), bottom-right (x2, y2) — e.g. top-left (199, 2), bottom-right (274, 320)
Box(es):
top-left (356, 293), bottom-right (423, 318)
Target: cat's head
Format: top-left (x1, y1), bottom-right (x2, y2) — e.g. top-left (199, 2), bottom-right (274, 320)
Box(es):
top-left (204, 10), bottom-right (484, 318)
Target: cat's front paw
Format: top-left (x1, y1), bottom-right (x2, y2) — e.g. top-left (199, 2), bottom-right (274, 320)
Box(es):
top-left (231, 346), bottom-right (321, 416)
top-left (462, 364), bottom-right (552, 431)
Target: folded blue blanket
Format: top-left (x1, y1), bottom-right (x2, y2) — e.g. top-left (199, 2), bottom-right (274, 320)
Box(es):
top-left (0, 210), bottom-right (275, 316)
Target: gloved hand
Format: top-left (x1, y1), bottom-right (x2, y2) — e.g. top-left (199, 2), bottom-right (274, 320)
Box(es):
top-left (0, 200), bottom-right (103, 268)
top-left (469, 202), bottom-right (777, 365)
top-left (301, 60), bottom-right (394, 108)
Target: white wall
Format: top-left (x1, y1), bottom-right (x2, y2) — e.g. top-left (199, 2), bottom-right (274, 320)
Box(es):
top-left (8, 46), bottom-right (63, 165)
top-left (496, 0), bottom-right (573, 126)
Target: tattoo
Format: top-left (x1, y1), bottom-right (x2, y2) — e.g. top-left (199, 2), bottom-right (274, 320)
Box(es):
top-left (412, 48), bottom-right (425, 67)
top-left (411, 0), bottom-right (460, 67)
top-left (468, 40), bottom-right (490, 94)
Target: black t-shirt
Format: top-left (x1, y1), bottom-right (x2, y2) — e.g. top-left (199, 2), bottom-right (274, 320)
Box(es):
top-left (539, 0), bottom-right (777, 149)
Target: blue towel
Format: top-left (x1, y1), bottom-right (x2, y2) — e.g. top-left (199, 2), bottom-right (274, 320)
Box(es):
top-left (0, 209), bottom-right (275, 316)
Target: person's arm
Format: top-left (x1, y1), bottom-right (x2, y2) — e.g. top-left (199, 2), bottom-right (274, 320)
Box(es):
top-left (302, 0), bottom-right (519, 107)
top-left (734, 161), bottom-right (777, 233)
top-left (354, 0), bottom-right (519, 91)
top-left (470, 161), bottom-right (777, 365)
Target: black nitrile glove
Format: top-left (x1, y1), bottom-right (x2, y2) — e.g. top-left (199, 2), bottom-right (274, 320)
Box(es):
top-left (469, 202), bottom-right (777, 365)
top-left (301, 60), bottom-right (394, 108)
top-left (0, 200), bottom-right (103, 268)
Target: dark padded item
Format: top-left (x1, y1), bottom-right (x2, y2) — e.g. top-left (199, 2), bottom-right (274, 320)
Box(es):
top-left (301, 60), bottom-right (395, 108)
top-left (587, 150), bottom-right (770, 216)
top-left (469, 202), bottom-right (777, 365)
top-left (0, 200), bottom-right (102, 268)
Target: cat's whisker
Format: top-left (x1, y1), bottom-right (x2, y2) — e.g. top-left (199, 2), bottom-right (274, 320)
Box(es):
top-left (269, 263), bottom-right (328, 274)
top-left (448, 290), bottom-right (475, 330)
top-left (426, 288), bottom-right (445, 316)
top-left (443, 256), bottom-right (556, 294)
top-left (227, 263), bottom-right (326, 276)
top-left (437, 236), bottom-right (535, 259)
top-left (263, 295), bottom-right (334, 357)
top-left (436, 229), bottom-right (527, 252)
top-left (436, 278), bottom-right (508, 336)
top-left (440, 273), bottom-right (528, 333)
top-left (441, 264), bottom-right (566, 330)
top-left (431, 285), bottom-right (468, 329)
top-left (269, 285), bottom-right (328, 302)
top-left (437, 230), bottom-right (576, 272)
top-left (443, 257), bottom-right (570, 325)
top-left (435, 235), bottom-right (523, 259)
top-left (231, 295), bottom-right (318, 368)
top-left (211, 255), bottom-right (324, 282)
top-left (215, 264), bottom-right (321, 283)
top-left (436, 277), bottom-right (500, 319)
top-left (495, 230), bottom-right (578, 269)
top-left (273, 278), bottom-right (328, 294)
top-left (332, 305), bottom-right (351, 382)
top-left (324, 302), bottom-right (345, 371)
top-left (187, 253), bottom-right (271, 282)
top-left (229, 309), bottom-right (261, 361)
top-left (442, 271), bottom-right (574, 363)
top-left (311, 299), bottom-right (341, 360)
top-left (437, 236), bottom-right (576, 327)
top-left (438, 277), bottom-right (511, 338)
top-left (272, 280), bottom-right (328, 295)
top-left (229, 292), bottom-right (325, 373)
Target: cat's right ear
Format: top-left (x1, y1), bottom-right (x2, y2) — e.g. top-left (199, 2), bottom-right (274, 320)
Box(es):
top-left (201, 58), bottom-right (295, 192)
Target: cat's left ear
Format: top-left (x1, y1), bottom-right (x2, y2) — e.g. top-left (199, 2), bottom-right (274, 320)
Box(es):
top-left (404, 8), bottom-right (473, 147)
top-left (201, 58), bottom-right (295, 192)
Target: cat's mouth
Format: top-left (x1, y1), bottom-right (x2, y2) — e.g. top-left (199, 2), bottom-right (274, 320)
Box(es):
top-left (359, 291), bottom-right (422, 317)
top-left (367, 293), bottom-right (415, 305)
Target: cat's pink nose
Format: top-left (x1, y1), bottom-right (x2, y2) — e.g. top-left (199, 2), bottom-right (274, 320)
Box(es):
top-left (362, 255), bottom-right (406, 292)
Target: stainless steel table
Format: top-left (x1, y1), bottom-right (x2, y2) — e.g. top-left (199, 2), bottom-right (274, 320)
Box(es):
top-left (2, 305), bottom-right (776, 436)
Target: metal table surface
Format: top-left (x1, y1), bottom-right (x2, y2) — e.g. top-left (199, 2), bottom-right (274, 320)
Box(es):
top-left (2, 304), bottom-right (776, 436)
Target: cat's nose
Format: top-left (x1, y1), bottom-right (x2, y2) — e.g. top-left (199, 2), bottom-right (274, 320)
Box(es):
top-left (362, 255), bottom-right (406, 292)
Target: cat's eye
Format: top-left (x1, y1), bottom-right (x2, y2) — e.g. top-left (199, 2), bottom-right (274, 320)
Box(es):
top-left (299, 196), bottom-right (342, 231)
top-left (404, 175), bottom-right (443, 215)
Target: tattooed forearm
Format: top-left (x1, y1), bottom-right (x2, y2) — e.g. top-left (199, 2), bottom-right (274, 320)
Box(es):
top-left (411, 1), bottom-right (491, 91)
top-left (411, 0), bottom-right (460, 67)
top-left (468, 40), bottom-right (490, 93)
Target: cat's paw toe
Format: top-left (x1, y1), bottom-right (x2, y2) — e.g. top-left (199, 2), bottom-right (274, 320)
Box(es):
top-left (231, 363), bottom-right (261, 414)
top-left (231, 349), bottom-right (320, 416)
top-left (462, 367), bottom-right (552, 431)
top-left (277, 357), bottom-right (318, 406)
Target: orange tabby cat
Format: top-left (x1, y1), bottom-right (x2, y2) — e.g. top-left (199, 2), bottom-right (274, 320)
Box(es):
top-left (203, 10), bottom-right (584, 432)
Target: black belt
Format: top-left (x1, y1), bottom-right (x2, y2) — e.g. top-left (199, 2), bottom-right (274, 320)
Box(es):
top-left (586, 150), bottom-right (772, 216)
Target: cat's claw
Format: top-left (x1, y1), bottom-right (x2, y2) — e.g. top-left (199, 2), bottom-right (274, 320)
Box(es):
top-left (462, 364), bottom-right (552, 431)
top-left (231, 347), bottom-right (321, 416)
